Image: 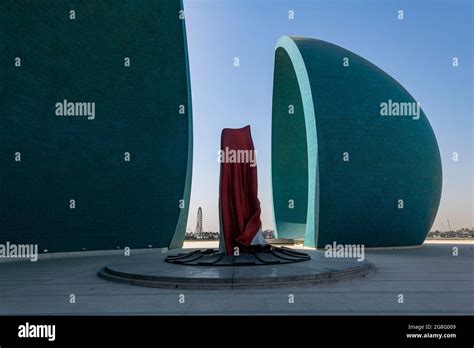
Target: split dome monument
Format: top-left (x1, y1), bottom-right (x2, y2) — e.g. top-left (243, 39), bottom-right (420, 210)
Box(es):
top-left (0, 1), bottom-right (192, 252)
top-left (0, 1), bottom-right (441, 268)
top-left (271, 36), bottom-right (442, 249)
top-left (100, 34), bottom-right (442, 288)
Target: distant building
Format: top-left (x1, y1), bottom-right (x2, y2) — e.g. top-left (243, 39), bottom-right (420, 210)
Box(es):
top-left (428, 228), bottom-right (473, 239)
top-left (184, 208), bottom-right (220, 240)
top-left (193, 207), bottom-right (204, 238)
top-left (263, 230), bottom-right (275, 239)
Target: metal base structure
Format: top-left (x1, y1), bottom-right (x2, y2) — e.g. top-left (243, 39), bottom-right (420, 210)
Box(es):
top-left (165, 246), bottom-right (311, 266)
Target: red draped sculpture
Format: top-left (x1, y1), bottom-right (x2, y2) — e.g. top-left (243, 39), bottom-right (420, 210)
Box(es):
top-left (219, 125), bottom-right (268, 255)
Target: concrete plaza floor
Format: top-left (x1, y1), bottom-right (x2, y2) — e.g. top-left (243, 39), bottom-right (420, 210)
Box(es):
top-left (0, 242), bottom-right (472, 315)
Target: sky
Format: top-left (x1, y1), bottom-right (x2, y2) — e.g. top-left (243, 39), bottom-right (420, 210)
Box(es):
top-left (183, 0), bottom-right (473, 233)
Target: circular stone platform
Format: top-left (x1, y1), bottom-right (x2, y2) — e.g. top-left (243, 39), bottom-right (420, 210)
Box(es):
top-left (99, 248), bottom-right (375, 289)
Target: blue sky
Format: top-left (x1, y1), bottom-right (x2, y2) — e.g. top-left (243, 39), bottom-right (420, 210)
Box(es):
top-left (183, 0), bottom-right (473, 232)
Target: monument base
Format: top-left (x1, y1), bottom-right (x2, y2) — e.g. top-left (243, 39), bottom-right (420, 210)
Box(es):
top-left (165, 246), bottom-right (310, 266)
top-left (98, 248), bottom-right (374, 289)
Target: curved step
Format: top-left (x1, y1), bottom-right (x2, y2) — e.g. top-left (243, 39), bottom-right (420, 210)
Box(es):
top-left (98, 262), bottom-right (375, 289)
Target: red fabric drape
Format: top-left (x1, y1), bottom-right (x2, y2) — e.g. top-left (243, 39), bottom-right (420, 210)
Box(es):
top-left (219, 125), bottom-right (262, 255)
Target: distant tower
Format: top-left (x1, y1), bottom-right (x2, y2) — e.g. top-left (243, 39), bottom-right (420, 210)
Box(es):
top-left (194, 207), bottom-right (203, 238)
